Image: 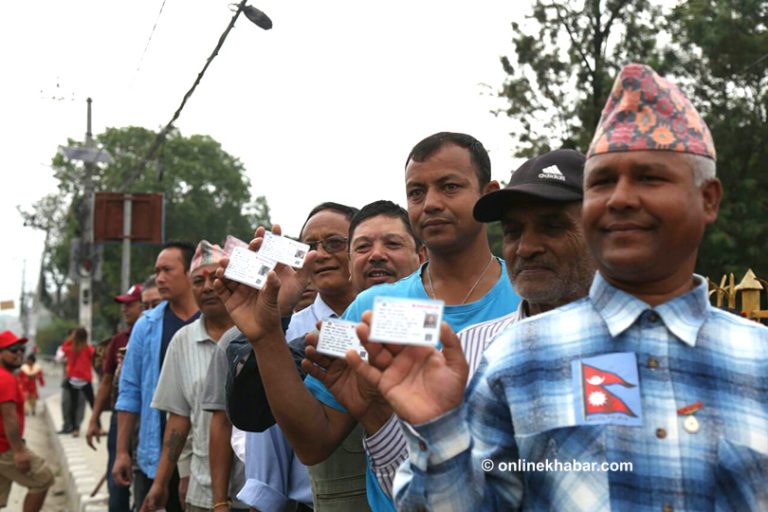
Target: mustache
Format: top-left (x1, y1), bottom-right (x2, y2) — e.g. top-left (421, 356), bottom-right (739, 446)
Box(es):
top-left (365, 262), bottom-right (396, 275)
top-left (420, 215), bottom-right (453, 226)
top-left (511, 257), bottom-right (556, 275)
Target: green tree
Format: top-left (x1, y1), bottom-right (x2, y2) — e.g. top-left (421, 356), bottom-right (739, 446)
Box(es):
top-left (497, 0), bottom-right (768, 280)
top-left (22, 126), bottom-right (271, 340)
top-left (667, 0), bottom-right (768, 279)
top-left (498, 0), bottom-right (668, 157)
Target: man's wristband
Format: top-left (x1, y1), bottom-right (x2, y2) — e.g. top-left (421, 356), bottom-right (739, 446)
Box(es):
top-left (213, 501), bottom-right (230, 510)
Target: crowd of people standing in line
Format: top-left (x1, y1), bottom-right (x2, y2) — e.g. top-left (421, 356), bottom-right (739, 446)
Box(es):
top-left (0, 63), bottom-right (765, 512)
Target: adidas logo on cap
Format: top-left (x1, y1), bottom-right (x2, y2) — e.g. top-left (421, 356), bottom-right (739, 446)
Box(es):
top-left (538, 165), bottom-right (566, 181)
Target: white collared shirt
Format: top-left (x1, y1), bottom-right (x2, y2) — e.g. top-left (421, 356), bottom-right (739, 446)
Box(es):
top-left (285, 293), bottom-right (337, 341)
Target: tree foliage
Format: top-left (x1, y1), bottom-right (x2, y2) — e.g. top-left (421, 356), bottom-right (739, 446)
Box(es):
top-left (499, 0), bottom-right (668, 157)
top-left (22, 127), bottom-right (271, 340)
top-left (667, 0), bottom-right (768, 278)
top-left (498, 0), bottom-right (768, 278)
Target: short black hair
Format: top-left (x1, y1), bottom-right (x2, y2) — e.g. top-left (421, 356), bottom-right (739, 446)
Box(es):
top-left (349, 200), bottom-right (422, 250)
top-left (405, 132), bottom-right (491, 188)
top-left (299, 202), bottom-right (359, 240)
top-left (162, 240), bottom-right (196, 272)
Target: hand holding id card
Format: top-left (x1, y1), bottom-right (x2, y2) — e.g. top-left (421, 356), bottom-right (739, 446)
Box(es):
top-left (222, 231), bottom-right (310, 290)
top-left (369, 297), bottom-right (444, 347)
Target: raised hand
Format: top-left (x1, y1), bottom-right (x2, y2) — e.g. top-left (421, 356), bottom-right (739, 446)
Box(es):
top-left (346, 311), bottom-right (469, 425)
top-left (213, 224), bottom-right (315, 342)
top-left (302, 328), bottom-right (390, 425)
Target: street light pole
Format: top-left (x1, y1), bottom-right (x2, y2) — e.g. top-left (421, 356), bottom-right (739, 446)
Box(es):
top-left (121, 194), bottom-right (132, 295)
top-left (79, 98), bottom-right (95, 338)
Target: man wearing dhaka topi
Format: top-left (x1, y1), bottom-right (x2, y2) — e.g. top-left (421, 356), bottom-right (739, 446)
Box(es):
top-left (349, 64), bottom-right (768, 511)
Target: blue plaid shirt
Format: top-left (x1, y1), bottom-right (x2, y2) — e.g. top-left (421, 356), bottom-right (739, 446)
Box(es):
top-left (395, 273), bottom-right (768, 511)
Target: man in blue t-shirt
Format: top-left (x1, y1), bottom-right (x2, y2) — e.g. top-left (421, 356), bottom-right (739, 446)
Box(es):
top-left (215, 132), bottom-right (520, 510)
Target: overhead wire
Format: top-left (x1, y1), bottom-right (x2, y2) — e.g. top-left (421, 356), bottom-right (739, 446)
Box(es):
top-left (135, 0), bottom-right (170, 75)
top-left (129, 0), bottom-right (250, 186)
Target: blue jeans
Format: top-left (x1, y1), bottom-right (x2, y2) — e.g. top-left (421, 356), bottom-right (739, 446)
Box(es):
top-left (107, 413), bottom-right (131, 511)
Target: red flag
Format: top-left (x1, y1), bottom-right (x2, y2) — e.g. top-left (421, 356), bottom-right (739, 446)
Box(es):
top-left (582, 363), bottom-right (637, 417)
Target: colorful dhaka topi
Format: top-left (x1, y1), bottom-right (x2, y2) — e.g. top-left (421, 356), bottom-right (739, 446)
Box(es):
top-left (586, 63), bottom-right (716, 161)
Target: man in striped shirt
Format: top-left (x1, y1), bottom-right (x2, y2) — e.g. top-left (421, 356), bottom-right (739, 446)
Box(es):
top-left (362, 148), bottom-right (596, 499)
top-left (143, 240), bottom-right (237, 512)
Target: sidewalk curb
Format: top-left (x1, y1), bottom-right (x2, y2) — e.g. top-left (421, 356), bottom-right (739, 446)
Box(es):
top-left (43, 396), bottom-right (109, 512)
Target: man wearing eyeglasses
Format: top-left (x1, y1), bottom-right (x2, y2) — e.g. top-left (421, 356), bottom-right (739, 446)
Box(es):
top-left (214, 200), bottom-right (424, 511)
top-left (141, 276), bottom-right (163, 311)
top-left (0, 331), bottom-right (53, 512)
top-left (217, 133), bottom-right (521, 511)
top-left (284, 202), bottom-right (359, 339)
top-left (232, 202), bottom-right (360, 511)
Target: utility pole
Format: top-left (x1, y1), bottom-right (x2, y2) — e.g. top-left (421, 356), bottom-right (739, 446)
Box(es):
top-left (121, 194), bottom-right (132, 295)
top-left (19, 260), bottom-right (29, 340)
top-left (60, 99), bottom-right (112, 338)
top-left (79, 98), bottom-right (95, 338)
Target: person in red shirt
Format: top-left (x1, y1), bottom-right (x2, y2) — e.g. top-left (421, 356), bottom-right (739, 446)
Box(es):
top-left (0, 330), bottom-right (53, 511)
top-left (59, 327), bottom-right (95, 437)
top-left (17, 354), bottom-right (44, 416)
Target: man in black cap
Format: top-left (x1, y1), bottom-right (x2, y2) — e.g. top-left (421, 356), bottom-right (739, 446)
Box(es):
top-left (473, 148), bottom-right (594, 319)
top-left (359, 149), bottom-right (597, 500)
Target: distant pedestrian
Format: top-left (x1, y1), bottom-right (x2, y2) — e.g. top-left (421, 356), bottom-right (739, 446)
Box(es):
top-left (0, 330), bottom-right (54, 511)
top-left (56, 329), bottom-right (82, 434)
top-left (58, 327), bottom-right (95, 437)
top-left (17, 354), bottom-right (44, 416)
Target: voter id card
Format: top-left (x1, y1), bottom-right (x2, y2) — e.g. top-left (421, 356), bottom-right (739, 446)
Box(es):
top-left (316, 319), bottom-right (367, 360)
top-left (369, 297), bottom-right (444, 347)
top-left (223, 246), bottom-right (277, 290)
top-left (260, 231), bottom-right (310, 268)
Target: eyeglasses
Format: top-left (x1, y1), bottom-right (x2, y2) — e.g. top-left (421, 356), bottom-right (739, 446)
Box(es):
top-left (142, 300), bottom-right (163, 310)
top-left (305, 236), bottom-right (348, 254)
top-left (3, 345), bottom-right (24, 354)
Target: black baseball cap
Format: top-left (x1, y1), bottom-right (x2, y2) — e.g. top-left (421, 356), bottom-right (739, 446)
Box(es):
top-left (473, 149), bottom-right (585, 222)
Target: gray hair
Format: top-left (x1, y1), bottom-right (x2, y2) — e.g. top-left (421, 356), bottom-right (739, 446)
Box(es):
top-left (681, 153), bottom-right (717, 186)
top-left (142, 275), bottom-right (157, 290)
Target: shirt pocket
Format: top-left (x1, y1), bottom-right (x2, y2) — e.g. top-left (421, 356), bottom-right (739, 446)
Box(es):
top-left (714, 437), bottom-right (768, 511)
top-left (513, 425), bottom-right (610, 511)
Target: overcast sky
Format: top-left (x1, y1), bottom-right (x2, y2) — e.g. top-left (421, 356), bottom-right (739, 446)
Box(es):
top-left (0, 0), bottom-right (532, 315)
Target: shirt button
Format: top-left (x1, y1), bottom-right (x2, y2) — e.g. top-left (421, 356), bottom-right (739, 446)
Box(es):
top-left (656, 428), bottom-right (667, 439)
top-left (418, 441), bottom-right (427, 451)
top-left (648, 311), bottom-right (659, 322)
top-left (662, 505), bottom-right (673, 512)
top-left (647, 357), bottom-right (658, 369)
